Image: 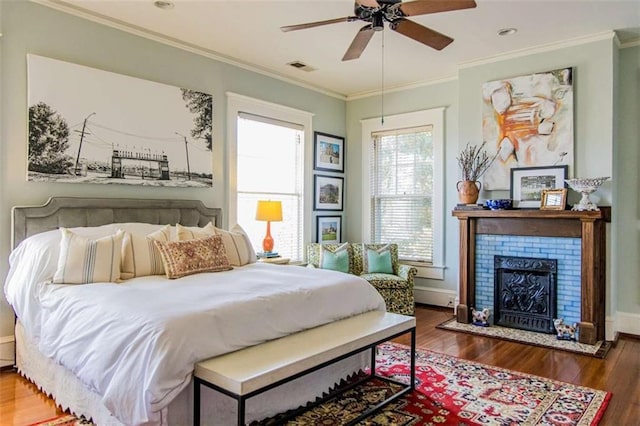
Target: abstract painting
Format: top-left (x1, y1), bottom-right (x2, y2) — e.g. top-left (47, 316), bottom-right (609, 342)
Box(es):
top-left (27, 54), bottom-right (212, 187)
top-left (481, 67), bottom-right (574, 190)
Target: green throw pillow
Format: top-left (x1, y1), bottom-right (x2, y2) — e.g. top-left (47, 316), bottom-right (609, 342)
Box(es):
top-left (364, 244), bottom-right (393, 274)
top-left (319, 243), bottom-right (350, 273)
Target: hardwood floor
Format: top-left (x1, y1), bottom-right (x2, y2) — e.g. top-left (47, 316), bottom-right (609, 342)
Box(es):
top-left (1, 305), bottom-right (638, 425)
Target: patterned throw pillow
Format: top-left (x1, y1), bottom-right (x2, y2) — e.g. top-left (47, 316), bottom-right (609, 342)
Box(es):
top-left (176, 223), bottom-right (256, 266)
top-left (319, 243), bottom-right (350, 273)
top-left (362, 244), bottom-right (393, 274)
top-left (154, 235), bottom-right (233, 279)
top-left (120, 225), bottom-right (171, 279)
top-left (52, 228), bottom-right (124, 284)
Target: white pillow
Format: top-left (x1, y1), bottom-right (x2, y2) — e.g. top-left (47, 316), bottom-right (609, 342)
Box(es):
top-left (175, 222), bottom-right (216, 240)
top-left (215, 224), bottom-right (257, 266)
top-left (176, 223), bottom-right (256, 266)
top-left (120, 225), bottom-right (171, 279)
top-left (52, 228), bottom-right (124, 284)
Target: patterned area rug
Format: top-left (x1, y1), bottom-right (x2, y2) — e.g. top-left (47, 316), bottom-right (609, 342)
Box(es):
top-left (31, 343), bottom-right (611, 426)
top-left (437, 317), bottom-right (611, 358)
top-left (257, 342), bottom-right (611, 426)
top-left (28, 415), bottom-right (92, 426)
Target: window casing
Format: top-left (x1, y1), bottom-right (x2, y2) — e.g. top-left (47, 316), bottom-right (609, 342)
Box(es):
top-left (236, 113), bottom-right (303, 260)
top-left (362, 108), bottom-right (444, 279)
top-left (227, 93), bottom-right (313, 262)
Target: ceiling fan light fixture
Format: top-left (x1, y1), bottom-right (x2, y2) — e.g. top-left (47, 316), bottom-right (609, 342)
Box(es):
top-left (372, 13), bottom-right (384, 31)
top-left (153, 1), bottom-right (174, 10)
top-left (497, 27), bottom-right (518, 36)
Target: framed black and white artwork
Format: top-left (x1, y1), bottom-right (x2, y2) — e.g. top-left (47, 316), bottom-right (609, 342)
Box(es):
top-left (27, 54), bottom-right (213, 187)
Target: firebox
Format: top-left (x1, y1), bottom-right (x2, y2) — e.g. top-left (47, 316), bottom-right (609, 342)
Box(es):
top-left (494, 255), bottom-right (558, 334)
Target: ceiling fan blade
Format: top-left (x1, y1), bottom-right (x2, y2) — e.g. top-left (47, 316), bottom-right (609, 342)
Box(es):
top-left (355, 0), bottom-right (381, 7)
top-left (400, 0), bottom-right (477, 17)
top-left (281, 17), bottom-right (353, 32)
top-left (342, 25), bottom-right (375, 61)
top-left (390, 19), bottom-right (453, 50)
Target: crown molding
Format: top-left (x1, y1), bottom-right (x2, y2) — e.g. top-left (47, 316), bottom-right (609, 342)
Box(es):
top-left (347, 75), bottom-right (458, 101)
top-left (31, 0), bottom-right (347, 101)
top-left (621, 38), bottom-right (640, 49)
top-left (459, 31), bottom-right (617, 69)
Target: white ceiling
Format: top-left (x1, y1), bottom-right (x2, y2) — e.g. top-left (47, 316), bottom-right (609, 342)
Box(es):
top-left (39, 0), bottom-right (640, 98)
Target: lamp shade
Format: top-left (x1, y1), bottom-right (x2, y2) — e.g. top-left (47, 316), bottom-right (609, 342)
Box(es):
top-left (255, 200), bottom-right (283, 222)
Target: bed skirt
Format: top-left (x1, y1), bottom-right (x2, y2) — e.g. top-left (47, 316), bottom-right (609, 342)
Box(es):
top-left (16, 322), bottom-right (369, 425)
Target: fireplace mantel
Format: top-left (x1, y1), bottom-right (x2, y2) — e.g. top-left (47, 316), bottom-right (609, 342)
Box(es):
top-left (452, 207), bottom-right (611, 345)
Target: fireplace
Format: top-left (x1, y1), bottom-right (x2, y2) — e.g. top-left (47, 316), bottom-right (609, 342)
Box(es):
top-left (452, 208), bottom-right (610, 345)
top-left (494, 255), bottom-right (557, 334)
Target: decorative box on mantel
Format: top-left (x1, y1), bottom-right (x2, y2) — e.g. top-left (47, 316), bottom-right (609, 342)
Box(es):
top-left (452, 207), bottom-right (611, 345)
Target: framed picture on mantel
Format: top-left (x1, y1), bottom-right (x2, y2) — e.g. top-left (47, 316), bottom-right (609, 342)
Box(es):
top-left (510, 165), bottom-right (568, 208)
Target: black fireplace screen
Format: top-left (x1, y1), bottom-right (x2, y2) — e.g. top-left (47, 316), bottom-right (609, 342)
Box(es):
top-left (494, 255), bottom-right (558, 334)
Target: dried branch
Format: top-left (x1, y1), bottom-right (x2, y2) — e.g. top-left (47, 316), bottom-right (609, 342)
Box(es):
top-left (457, 141), bottom-right (495, 181)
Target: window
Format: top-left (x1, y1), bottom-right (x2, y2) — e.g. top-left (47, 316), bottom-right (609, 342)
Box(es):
top-left (227, 93), bottom-right (312, 262)
top-left (362, 108), bottom-right (444, 279)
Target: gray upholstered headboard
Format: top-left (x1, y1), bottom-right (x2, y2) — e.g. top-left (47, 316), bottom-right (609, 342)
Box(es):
top-left (12, 197), bottom-right (222, 249)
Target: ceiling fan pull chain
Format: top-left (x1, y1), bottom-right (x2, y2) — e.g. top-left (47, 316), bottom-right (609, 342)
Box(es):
top-left (381, 27), bottom-right (385, 125)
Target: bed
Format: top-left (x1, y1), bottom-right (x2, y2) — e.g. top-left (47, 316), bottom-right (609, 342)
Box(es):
top-left (4, 197), bottom-right (386, 426)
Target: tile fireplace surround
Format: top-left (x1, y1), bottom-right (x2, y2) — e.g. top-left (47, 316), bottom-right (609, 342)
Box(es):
top-left (452, 207), bottom-right (611, 345)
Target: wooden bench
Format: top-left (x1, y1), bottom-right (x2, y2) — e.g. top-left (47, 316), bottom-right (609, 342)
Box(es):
top-left (193, 311), bottom-right (416, 425)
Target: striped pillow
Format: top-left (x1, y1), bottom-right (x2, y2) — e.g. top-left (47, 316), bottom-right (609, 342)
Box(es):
top-left (52, 228), bottom-right (124, 284)
top-left (120, 225), bottom-right (171, 279)
top-left (214, 225), bottom-right (256, 266)
top-left (154, 235), bottom-right (233, 279)
top-left (176, 223), bottom-right (256, 266)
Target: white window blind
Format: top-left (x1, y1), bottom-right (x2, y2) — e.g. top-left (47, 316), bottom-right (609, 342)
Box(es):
top-left (370, 125), bottom-right (434, 263)
top-left (237, 112), bottom-right (303, 260)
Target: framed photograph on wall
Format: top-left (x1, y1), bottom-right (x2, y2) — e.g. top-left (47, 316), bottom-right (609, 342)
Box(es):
top-left (314, 174), bottom-right (344, 211)
top-left (314, 131), bottom-right (345, 173)
top-left (316, 216), bottom-right (342, 243)
top-left (510, 165), bottom-right (568, 208)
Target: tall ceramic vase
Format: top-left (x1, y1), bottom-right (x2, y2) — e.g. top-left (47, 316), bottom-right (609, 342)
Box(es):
top-left (457, 180), bottom-right (481, 204)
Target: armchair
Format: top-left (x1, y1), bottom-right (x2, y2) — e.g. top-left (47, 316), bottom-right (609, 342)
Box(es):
top-left (306, 243), bottom-right (417, 315)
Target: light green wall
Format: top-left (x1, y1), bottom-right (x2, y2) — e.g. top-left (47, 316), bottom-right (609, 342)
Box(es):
top-left (347, 36), bottom-right (640, 328)
top-left (346, 80), bottom-right (460, 292)
top-left (615, 44), bottom-right (640, 315)
top-left (0, 2), bottom-right (346, 337)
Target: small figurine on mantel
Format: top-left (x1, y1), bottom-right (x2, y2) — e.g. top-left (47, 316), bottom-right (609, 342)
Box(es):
top-left (471, 307), bottom-right (491, 327)
top-left (553, 318), bottom-right (578, 341)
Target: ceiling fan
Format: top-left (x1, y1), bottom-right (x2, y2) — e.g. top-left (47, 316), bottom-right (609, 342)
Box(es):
top-left (281, 0), bottom-right (477, 61)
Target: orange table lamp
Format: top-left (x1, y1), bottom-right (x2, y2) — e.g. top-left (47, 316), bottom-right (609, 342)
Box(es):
top-left (255, 200), bottom-right (282, 253)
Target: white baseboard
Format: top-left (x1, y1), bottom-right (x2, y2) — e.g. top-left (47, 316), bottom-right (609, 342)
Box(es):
top-left (616, 311), bottom-right (640, 337)
top-left (0, 335), bottom-right (15, 368)
top-left (605, 316), bottom-right (616, 341)
top-left (414, 286), bottom-right (456, 308)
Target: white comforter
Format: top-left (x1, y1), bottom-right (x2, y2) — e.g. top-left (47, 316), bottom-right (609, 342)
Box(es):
top-left (4, 226), bottom-right (385, 426)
